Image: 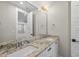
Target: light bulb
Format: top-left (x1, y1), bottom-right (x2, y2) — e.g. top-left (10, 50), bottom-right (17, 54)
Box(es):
top-left (20, 2), bottom-right (23, 5)
top-left (41, 5), bottom-right (48, 11)
top-left (38, 4), bottom-right (48, 13)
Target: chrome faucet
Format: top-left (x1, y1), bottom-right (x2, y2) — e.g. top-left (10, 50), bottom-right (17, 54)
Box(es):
top-left (17, 42), bottom-right (23, 48)
top-left (16, 40), bottom-right (30, 48)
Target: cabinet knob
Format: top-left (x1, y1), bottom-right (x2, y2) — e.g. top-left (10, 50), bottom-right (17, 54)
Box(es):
top-left (30, 34), bottom-right (34, 36)
top-left (48, 48), bottom-right (51, 51)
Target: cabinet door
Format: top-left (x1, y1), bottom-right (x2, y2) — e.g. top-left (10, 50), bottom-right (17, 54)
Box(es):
top-left (38, 43), bottom-right (54, 57)
top-left (38, 48), bottom-right (49, 57)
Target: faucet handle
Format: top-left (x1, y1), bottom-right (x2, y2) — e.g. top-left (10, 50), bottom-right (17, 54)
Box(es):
top-left (25, 40), bottom-right (30, 43)
top-left (0, 45), bottom-right (3, 49)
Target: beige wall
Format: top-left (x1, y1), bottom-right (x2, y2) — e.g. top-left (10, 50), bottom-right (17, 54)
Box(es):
top-left (48, 1), bottom-right (70, 57)
top-left (0, 2), bottom-right (16, 43)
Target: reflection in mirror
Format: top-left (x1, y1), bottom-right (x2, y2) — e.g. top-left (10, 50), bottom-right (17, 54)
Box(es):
top-left (18, 11), bottom-right (27, 23)
top-left (0, 1), bottom-right (35, 56)
top-left (18, 23), bottom-right (25, 33)
top-left (0, 1), bottom-right (29, 56)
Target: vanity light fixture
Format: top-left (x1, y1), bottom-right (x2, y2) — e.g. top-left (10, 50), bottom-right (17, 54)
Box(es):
top-left (41, 5), bottom-right (48, 12)
top-left (38, 4), bottom-right (48, 13)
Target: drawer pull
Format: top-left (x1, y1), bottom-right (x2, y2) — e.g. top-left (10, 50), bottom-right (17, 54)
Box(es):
top-left (72, 39), bottom-right (79, 42)
top-left (48, 48), bottom-right (51, 51)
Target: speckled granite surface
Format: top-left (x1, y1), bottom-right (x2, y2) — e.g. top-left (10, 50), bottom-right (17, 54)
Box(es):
top-left (26, 36), bottom-right (59, 57)
top-left (0, 35), bottom-right (59, 57)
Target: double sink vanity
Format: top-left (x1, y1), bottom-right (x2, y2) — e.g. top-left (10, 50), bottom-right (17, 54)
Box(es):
top-left (0, 35), bottom-right (59, 57)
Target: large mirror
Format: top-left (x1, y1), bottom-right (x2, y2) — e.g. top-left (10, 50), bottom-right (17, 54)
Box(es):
top-left (0, 1), bottom-right (34, 55)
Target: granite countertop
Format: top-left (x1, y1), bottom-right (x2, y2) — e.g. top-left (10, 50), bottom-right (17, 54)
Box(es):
top-left (26, 36), bottom-right (59, 57)
top-left (0, 35), bottom-right (59, 57)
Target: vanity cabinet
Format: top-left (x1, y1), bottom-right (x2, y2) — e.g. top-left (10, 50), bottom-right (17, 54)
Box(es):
top-left (38, 41), bottom-right (58, 57)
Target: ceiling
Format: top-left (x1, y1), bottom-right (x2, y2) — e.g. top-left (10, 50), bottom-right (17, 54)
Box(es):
top-left (8, 1), bottom-right (38, 13)
top-left (8, 1), bottom-right (58, 13)
top-left (28, 1), bottom-right (57, 8)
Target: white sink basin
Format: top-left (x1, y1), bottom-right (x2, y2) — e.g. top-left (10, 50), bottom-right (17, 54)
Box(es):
top-left (7, 46), bottom-right (37, 57)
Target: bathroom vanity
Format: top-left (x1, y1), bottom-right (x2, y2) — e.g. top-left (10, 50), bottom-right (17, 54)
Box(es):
top-left (7, 36), bottom-right (59, 57)
top-left (0, 35), bottom-right (59, 57)
top-left (28, 36), bottom-right (59, 57)
top-left (38, 40), bottom-right (58, 57)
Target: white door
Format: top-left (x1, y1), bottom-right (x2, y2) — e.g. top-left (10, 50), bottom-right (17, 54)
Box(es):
top-left (34, 11), bottom-right (47, 35)
top-left (71, 1), bottom-right (79, 57)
